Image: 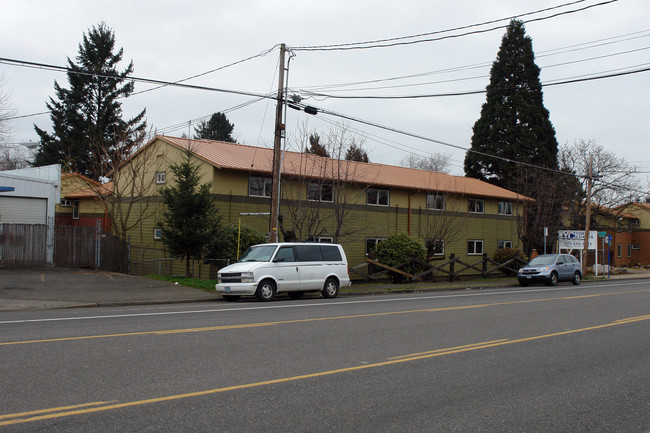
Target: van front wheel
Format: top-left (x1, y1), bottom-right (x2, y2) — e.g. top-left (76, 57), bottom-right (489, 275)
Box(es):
top-left (255, 280), bottom-right (276, 302)
top-left (322, 277), bottom-right (339, 299)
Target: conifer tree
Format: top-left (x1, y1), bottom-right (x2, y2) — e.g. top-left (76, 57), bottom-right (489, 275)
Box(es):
top-left (33, 22), bottom-right (146, 180)
top-left (159, 147), bottom-right (221, 277)
top-left (464, 19), bottom-right (558, 193)
top-left (193, 112), bottom-right (235, 142)
top-left (304, 133), bottom-right (330, 157)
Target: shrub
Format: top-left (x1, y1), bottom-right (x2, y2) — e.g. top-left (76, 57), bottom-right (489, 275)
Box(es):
top-left (374, 233), bottom-right (427, 283)
top-left (206, 223), bottom-right (267, 266)
top-left (492, 247), bottom-right (528, 276)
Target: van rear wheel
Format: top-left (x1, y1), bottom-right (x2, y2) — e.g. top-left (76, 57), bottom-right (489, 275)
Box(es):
top-left (255, 279), bottom-right (276, 302)
top-left (321, 277), bottom-right (339, 299)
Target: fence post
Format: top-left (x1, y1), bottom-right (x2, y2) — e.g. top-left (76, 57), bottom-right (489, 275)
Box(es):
top-left (449, 253), bottom-right (455, 282)
top-left (482, 253), bottom-right (488, 278)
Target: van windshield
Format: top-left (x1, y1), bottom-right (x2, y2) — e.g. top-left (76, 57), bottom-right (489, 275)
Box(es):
top-left (239, 245), bottom-right (277, 262)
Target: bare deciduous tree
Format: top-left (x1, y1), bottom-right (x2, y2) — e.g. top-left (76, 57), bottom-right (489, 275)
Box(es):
top-left (80, 129), bottom-right (163, 240)
top-left (399, 152), bottom-right (451, 174)
top-left (560, 139), bottom-right (645, 222)
top-left (280, 122), bottom-right (374, 242)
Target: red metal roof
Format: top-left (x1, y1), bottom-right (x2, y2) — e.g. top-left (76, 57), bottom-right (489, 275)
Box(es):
top-left (157, 135), bottom-right (531, 201)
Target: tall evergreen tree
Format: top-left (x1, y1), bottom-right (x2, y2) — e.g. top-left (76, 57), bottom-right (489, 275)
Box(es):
top-left (159, 147), bottom-right (221, 277)
top-left (464, 19), bottom-right (558, 193)
top-left (193, 112), bottom-right (235, 142)
top-left (33, 22), bottom-right (146, 180)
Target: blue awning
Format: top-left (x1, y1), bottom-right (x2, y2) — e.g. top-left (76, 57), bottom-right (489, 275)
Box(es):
top-left (0, 186), bottom-right (16, 192)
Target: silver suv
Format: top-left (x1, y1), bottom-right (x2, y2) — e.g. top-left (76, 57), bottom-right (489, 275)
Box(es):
top-left (517, 254), bottom-right (582, 287)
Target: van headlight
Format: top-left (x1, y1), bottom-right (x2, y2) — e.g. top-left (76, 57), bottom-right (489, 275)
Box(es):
top-left (241, 272), bottom-right (254, 283)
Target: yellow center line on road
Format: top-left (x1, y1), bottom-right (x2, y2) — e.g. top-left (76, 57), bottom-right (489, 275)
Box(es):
top-left (0, 401), bottom-right (118, 421)
top-left (1, 289), bottom-right (648, 347)
top-left (2, 313), bottom-right (649, 427)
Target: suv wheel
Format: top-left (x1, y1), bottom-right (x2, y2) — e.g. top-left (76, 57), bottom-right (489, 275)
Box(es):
top-left (572, 271), bottom-right (581, 285)
top-left (546, 272), bottom-right (558, 286)
top-left (321, 277), bottom-right (339, 299)
top-left (255, 279), bottom-right (276, 302)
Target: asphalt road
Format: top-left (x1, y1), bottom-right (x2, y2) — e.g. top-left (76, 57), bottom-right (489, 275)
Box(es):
top-left (1, 280), bottom-right (648, 432)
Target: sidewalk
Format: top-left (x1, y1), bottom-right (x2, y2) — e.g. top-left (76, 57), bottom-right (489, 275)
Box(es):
top-left (0, 268), bottom-right (218, 312)
top-left (0, 267), bottom-right (648, 312)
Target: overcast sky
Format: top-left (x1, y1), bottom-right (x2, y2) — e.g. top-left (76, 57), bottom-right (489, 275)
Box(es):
top-left (1, 0), bottom-right (649, 181)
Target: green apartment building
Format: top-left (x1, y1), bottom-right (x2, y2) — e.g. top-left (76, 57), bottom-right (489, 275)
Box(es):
top-left (117, 136), bottom-right (530, 278)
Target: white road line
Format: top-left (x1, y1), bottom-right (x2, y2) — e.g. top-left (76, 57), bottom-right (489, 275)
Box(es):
top-left (0, 280), bottom-right (646, 325)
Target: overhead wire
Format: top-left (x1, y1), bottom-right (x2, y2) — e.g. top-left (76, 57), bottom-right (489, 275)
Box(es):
top-left (290, 0), bottom-right (618, 51)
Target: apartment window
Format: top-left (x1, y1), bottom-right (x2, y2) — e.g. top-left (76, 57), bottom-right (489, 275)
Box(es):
top-left (498, 201), bottom-right (513, 215)
top-left (469, 198), bottom-right (484, 213)
top-left (498, 240), bottom-right (513, 249)
top-left (467, 240), bottom-right (484, 255)
top-left (60, 199), bottom-right (71, 207)
top-left (366, 237), bottom-right (386, 256)
top-left (249, 176), bottom-right (272, 198)
top-left (153, 228), bottom-right (163, 240)
top-left (367, 188), bottom-right (389, 206)
top-left (307, 182), bottom-right (333, 202)
top-left (72, 200), bottom-right (80, 220)
top-left (617, 243), bottom-right (622, 258)
top-left (628, 244), bottom-right (632, 257)
top-left (155, 171), bottom-right (166, 184)
top-left (426, 239), bottom-right (445, 256)
top-left (426, 194), bottom-right (445, 211)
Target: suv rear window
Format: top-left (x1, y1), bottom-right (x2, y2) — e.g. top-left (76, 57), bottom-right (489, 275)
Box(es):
top-left (321, 245), bottom-right (342, 261)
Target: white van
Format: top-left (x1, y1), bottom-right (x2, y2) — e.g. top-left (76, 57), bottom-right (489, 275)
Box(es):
top-left (215, 242), bottom-right (351, 301)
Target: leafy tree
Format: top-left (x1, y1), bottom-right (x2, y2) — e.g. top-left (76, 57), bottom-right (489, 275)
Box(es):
top-left (33, 22), bottom-right (146, 180)
top-left (158, 147), bottom-right (221, 277)
top-left (304, 133), bottom-right (330, 157)
top-left (206, 223), bottom-right (266, 265)
top-left (374, 233), bottom-right (426, 283)
top-left (193, 112), bottom-right (235, 142)
top-left (464, 19), bottom-right (558, 192)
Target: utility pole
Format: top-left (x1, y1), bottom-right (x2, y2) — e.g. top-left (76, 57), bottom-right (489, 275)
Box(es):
top-left (269, 43), bottom-right (286, 242)
top-left (582, 155), bottom-right (593, 276)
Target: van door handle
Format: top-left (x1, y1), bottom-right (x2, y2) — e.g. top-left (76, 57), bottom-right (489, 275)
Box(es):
top-left (296, 267), bottom-right (299, 273)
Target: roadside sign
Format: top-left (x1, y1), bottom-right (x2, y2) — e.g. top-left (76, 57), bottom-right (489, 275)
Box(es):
top-left (608, 235), bottom-right (613, 243)
top-left (598, 231), bottom-right (607, 238)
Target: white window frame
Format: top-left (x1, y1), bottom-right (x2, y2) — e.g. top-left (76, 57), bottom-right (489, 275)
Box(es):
top-left (316, 237), bottom-right (333, 243)
top-left (498, 201), bottom-right (513, 215)
top-left (249, 176), bottom-right (272, 198)
top-left (426, 238), bottom-right (445, 256)
top-left (498, 240), bottom-right (513, 249)
top-left (60, 199), bottom-right (72, 207)
top-left (426, 194), bottom-right (445, 211)
top-left (627, 244), bottom-right (632, 257)
top-left (307, 182), bottom-right (334, 202)
top-left (367, 188), bottom-right (389, 206)
top-left (366, 237), bottom-right (386, 255)
top-left (617, 243), bottom-right (622, 258)
top-left (467, 240), bottom-right (484, 255)
top-left (153, 228), bottom-right (163, 240)
top-left (469, 198), bottom-right (484, 214)
top-left (155, 171), bottom-right (166, 184)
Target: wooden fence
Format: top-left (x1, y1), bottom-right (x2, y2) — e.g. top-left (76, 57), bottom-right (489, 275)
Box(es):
top-left (350, 253), bottom-right (528, 282)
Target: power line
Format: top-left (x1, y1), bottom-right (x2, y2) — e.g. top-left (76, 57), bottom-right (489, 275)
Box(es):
top-left (296, 64), bottom-right (650, 100)
top-left (291, 0), bottom-right (618, 51)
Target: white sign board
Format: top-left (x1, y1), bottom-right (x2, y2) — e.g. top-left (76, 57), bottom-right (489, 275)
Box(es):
top-left (558, 230), bottom-right (597, 250)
